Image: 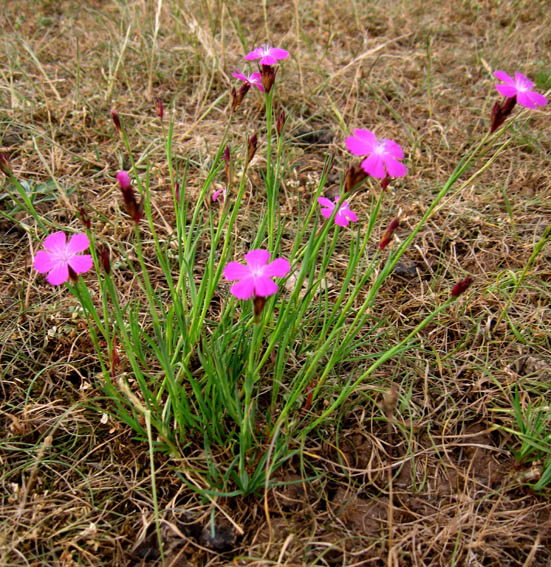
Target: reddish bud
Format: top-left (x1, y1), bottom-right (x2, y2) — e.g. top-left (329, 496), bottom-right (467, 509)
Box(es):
top-left (253, 295), bottom-right (267, 320)
top-left (380, 175), bottom-right (391, 191)
top-left (260, 64), bottom-right (277, 93)
top-left (79, 207), bottom-right (91, 230)
top-left (116, 170), bottom-right (143, 223)
top-left (344, 164), bottom-right (369, 193)
top-left (110, 109), bottom-right (121, 133)
top-left (231, 83), bottom-right (251, 112)
top-left (68, 265), bottom-right (79, 283)
top-left (155, 98), bottom-right (164, 120)
top-left (97, 244), bottom-right (111, 274)
top-left (174, 180), bottom-right (180, 204)
top-left (247, 133), bottom-right (258, 164)
top-left (379, 217), bottom-right (400, 250)
top-left (223, 145), bottom-right (231, 184)
top-left (490, 96), bottom-right (516, 133)
top-left (451, 276), bottom-right (473, 297)
top-left (0, 152), bottom-right (11, 176)
top-left (111, 334), bottom-right (121, 373)
top-left (276, 109), bottom-right (286, 136)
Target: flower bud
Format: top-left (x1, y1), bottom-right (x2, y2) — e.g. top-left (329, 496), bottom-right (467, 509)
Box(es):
top-left (253, 295), bottom-right (267, 321)
top-left (110, 109), bottom-right (121, 133)
top-left (344, 164), bottom-right (369, 193)
top-left (0, 152), bottom-right (11, 176)
top-left (247, 133), bottom-right (258, 164)
top-left (97, 244), bottom-right (111, 274)
top-left (380, 175), bottom-right (390, 191)
top-left (276, 109), bottom-right (286, 136)
top-left (116, 171), bottom-right (143, 223)
top-left (174, 180), bottom-right (180, 204)
top-left (155, 98), bottom-right (164, 121)
top-left (260, 64), bottom-right (277, 93)
top-left (223, 145), bottom-right (231, 184)
top-left (490, 96), bottom-right (516, 133)
top-left (79, 207), bottom-right (91, 230)
top-left (379, 217), bottom-right (400, 250)
top-left (451, 276), bottom-right (473, 297)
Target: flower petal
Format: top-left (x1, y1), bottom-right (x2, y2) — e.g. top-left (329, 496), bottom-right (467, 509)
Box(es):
top-left (263, 258), bottom-right (290, 278)
top-left (345, 209), bottom-right (358, 223)
top-left (34, 250), bottom-right (54, 273)
top-left (244, 48), bottom-right (262, 60)
top-left (361, 155), bottom-right (386, 178)
top-left (494, 70), bottom-right (513, 85)
top-left (231, 277), bottom-right (255, 299)
top-left (254, 276), bottom-right (278, 297)
top-left (383, 156), bottom-right (408, 177)
top-left (224, 261), bottom-right (251, 281)
top-left (43, 231), bottom-right (67, 253)
top-left (382, 139), bottom-right (404, 159)
top-left (68, 254), bottom-right (93, 274)
top-left (232, 70), bottom-right (248, 81)
top-left (67, 233), bottom-right (90, 254)
top-left (335, 213), bottom-right (349, 227)
top-left (270, 48), bottom-right (288, 60)
top-left (495, 84), bottom-right (518, 98)
top-left (317, 197), bottom-right (334, 208)
top-left (245, 249), bottom-right (271, 268)
top-left (345, 134), bottom-right (371, 156)
top-left (46, 262), bottom-right (69, 286)
top-left (260, 54), bottom-right (277, 65)
top-left (517, 91), bottom-right (547, 109)
top-left (514, 72), bottom-right (534, 90)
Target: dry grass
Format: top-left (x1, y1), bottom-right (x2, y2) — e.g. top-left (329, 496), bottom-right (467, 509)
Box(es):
top-left (1, 0), bottom-right (550, 565)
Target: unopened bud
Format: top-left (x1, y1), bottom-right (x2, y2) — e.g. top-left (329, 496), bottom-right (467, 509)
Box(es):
top-left (247, 133), bottom-right (258, 164)
top-left (116, 170), bottom-right (143, 223)
top-left (223, 145), bottom-right (231, 184)
top-left (379, 217), bottom-right (400, 250)
top-left (97, 244), bottom-right (111, 274)
top-left (0, 152), bottom-right (11, 176)
top-left (490, 96), bottom-right (516, 133)
top-left (253, 295), bottom-right (267, 321)
top-left (110, 109), bottom-right (121, 133)
top-left (79, 207), bottom-right (91, 230)
top-left (260, 64), bottom-right (277, 93)
top-left (380, 175), bottom-right (391, 191)
top-left (276, 109), bottom-right (286, 136)
top-left (231, 83), bottom-right (251, 112)
top-left (451, 276), bottom-right (473, 297)
top-left (174, 180), bottom-right (180, 204)
top-left (68, 265), bottom-right (79, 283)
top-left (344, 164), bottom-right (369, 193)
top-left (155, 98), bottom-right (164, 121)
top-left (382, 384), bottom-right (399, 417)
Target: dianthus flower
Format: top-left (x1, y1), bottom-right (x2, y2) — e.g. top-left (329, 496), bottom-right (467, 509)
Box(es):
top-left (244, 44), bottom-right (289, 66)
top-left (318, 196), bottom-right (358, 227)
top-left (223, 249), bottom-right (290, 300)
top-left (34, 231), bottom-right (93, 286)
top-left (346, 129), bottom-right (407, 179)
top-left (212, 187), bottom-right (227, 202)
top-left (232, 70), bottom-right (264, 92)
top-left (494, 71), bottom-right (547, 109)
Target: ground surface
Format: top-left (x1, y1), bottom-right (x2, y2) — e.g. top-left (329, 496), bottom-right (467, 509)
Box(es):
top-left (1, 1), bottom-right (550, 565)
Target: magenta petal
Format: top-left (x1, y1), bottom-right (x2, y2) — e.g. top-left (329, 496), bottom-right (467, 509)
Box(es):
top-left (382, 139), bottom-right (404, 159)
top-left (263, 258), bottom-right (290, 278)
top-left (231, 277), bottom-right (255, 299)
top-left (244, 48), bottom-right (261, 60)
top-left (260, 54), bottom-right (277, 65)
top-left (335, 214), bottom-right (349, 227)
top-left (46, 262), bottom-right (69, 286)
top-left (34, 250), bottom-right (54, 273)
top-left (245, 249), bottom-right (271, 268)
top-left (232, 71), bottom-right (247, 81)
top-left (494, 70), bottom-right (513, 84)
top-left (517, 91), bottom-right (547, 109)
top-left (254, 276), bottom-right (278, 297)
top-left (495, 84), bottom-right (518, 98)
top-left (224, 261), bottom-right (251, 281)
top-left (318, 197), bottom-right (334, 208)
top-left (361, 155), bottom-right (386, 178)
top-left (345, 135), bottom-right (371, 156)
top-left (43, 231), bottom-right (67, 253)
top-left (270, 48), bottom-right (288, 60)
top-left (67, 233), bottom-right (90, 254)
top-left (68, 254), bottom-right (93, 274)
top-left (346, 210), bottom-right (358, 222)
top-left (384, 157), bottom-right (407, 177)
top-left (353, 129), bottom-right (377, 148)
top-left (117, 171), bottom-right (131, 190)
top-left (514, 72), bottom-right (534, 90)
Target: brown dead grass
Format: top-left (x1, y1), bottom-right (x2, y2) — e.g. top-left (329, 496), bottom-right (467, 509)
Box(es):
top-left (1, 0), bottom-right (550, 565)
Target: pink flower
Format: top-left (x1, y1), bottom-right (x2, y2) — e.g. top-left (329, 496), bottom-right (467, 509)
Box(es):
top-left (494, 71), bottom-right (547, 109)
top-left (232, 70), bottom-right (264, 92)
top-left (223, 249), bottom-right (290, 300)
top-left (34, 231), bottom-right (93, 286)
top-left (318, 197), bottom-right (358, 227)
top-left (212, 187), bottom-right (227, 202)
top-left (244, 44), bottom-right (289, 66)
top-left (346, 129), bottom-right (407, 179)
